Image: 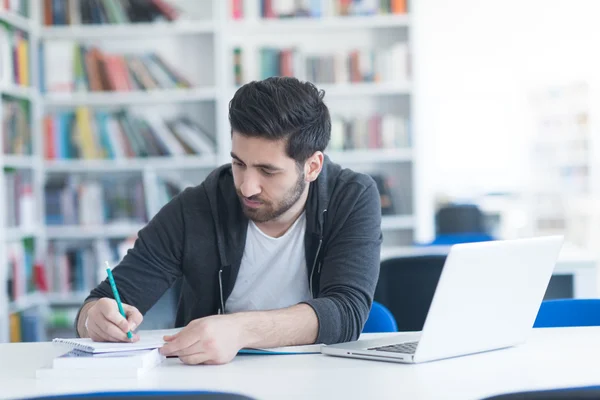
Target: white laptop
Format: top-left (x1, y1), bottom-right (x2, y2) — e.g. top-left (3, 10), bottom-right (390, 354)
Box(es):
top-left (321, 235), bottom-right (564, 364)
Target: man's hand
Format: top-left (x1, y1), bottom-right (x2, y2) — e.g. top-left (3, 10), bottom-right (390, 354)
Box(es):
top-left (83, 298), bottom-right (144, 343)
top-left (159, 314), bottom-right (243, 365)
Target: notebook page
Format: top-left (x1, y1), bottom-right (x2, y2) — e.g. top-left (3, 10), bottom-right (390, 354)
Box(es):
top-left (53, 329), bottom-right (179, 354)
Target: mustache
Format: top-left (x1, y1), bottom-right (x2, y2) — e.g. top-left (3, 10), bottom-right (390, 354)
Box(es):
top-left (236, 190), bottom-right (265, 204)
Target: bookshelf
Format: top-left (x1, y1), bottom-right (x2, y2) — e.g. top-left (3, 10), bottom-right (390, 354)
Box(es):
top-left (0, 0), bottom-right (45, 343)
top-left (1, 0), bottom-right (426, 343)
top-left (527, 82), bottom-right (600, 251)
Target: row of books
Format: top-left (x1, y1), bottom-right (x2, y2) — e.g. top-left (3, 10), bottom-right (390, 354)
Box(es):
top-left (329, 114), bottom-right (410, 151)
top-left (0, 0), bottom-right (29, 17)
top-left (370, 173), bottom-right (396, 215)
top-left (235, 43), bottom-right (409, 85)
top-left (42, 43), bottom-right (191, 93)
top-left (44, 108), bottom-right (216, 160)
top-left (45, 239), bottom-right (118, 295)
top-left (43, 0), bottom-right (179, 25)
top-left (45, 175), bottom-right (147, 226)
top-left (0, 23), bottom-right (30, 88)
top-left (4, 169), bottom-right (35, 228)
top-left (306, 45), bottom-right (409, 84)
top-left (2, 96), bottom-right (31, 155)
top-left (6, 237), bottom-right (38, 303)
top-left (9, 309), bottom-right (46, 342)
top-left (232, 0), bottom-right (407, 19)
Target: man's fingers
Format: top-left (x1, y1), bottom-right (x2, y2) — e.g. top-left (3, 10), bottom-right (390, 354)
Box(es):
top-left (96, 317), bottom-right (131, 342)
top-left (179, 352), bottom-right (212, 365)
top-left (162, 341), bottom-right (205, 357)
top-left (159, 331), bottom-right (198, 355)
top-left (103, 309), bottom-right (130, 334)
top-left (124, 305), bottom-right (143, 331)
top-left (88, 318), bottom-right (121, 343)
top-left (163, 332), bottom-right (178, 342)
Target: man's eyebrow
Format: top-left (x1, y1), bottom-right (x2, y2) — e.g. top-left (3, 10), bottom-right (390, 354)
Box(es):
top-left (230, 152), bottom-right (283, 171)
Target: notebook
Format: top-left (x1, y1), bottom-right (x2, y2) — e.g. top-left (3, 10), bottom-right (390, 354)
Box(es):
top-left (52, 348), bottom-right (164, 369)
top-left (53, 328), bottom-right (322, 355)
top-left (239, 344), bottom-right (322, 355)
top-left (37, 348), bottom-right (165, 379)
top-left (52, 331), bottom-right (168, 354)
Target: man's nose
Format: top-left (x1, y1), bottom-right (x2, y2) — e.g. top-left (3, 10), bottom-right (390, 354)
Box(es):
top-left (239, 172), bottom-right (261, 198)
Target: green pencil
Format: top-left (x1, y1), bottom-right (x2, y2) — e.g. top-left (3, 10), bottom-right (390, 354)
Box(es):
top-left (106, 262), bottom-right (133, 340)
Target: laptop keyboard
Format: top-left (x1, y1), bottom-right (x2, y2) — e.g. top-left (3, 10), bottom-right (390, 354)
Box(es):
top-left (369, 341), bottom-right (419, 354)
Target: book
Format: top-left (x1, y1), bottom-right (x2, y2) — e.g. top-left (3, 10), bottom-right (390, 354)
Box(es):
top-left (239, 344), bottom-right (322, 355)
top-left (52, 348), bottom-right (164, 369)
top-left (52, 331), bottom-right (168, 354)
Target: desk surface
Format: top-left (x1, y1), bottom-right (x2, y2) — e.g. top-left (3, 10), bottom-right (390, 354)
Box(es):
top-left (2, 328), bottom-right (600, 400)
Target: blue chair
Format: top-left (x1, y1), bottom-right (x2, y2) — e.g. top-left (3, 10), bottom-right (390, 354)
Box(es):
top-left (23, 391), bottom-right (256, 399)
top-left (429, 232), bottom-right (494, 245)
top-left (480, 385), bottom-right (600, 399)
top-left (534, 299), bottom-right (600, 328)
top-left (363, 301), bottom-right (398, 333)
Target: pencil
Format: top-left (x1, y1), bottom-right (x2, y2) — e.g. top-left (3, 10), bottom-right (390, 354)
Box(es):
top-left (105, 262), bottom-right (133, 340)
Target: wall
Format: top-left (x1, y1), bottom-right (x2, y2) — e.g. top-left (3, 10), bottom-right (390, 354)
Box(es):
top-left (413, 0), bottom-right (600, 199)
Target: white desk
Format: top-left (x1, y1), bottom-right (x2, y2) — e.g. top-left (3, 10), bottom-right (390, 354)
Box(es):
top-left (2, 328), bottom-right (600, 400)
top-left (381, 244), bottom-right (599, 298)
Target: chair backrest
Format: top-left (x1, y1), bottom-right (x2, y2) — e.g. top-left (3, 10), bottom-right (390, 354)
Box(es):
top-left (480, 385), bottom-right (600, 399)
top-left (534, 299), bottom-right (600, 328)
top-left (23, 391), bottom-right (256, 400)
top-left (363, 301), bottom-right (398, 333)
top-left (375, 255), bottom-right (446, 332)
top-left (430, 232), bottom-right (494, 245)
top-left (436, 204), bottom-right (487, 235)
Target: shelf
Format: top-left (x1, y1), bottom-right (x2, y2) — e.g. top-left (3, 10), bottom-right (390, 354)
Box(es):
top-left (226, 82), bottom-right (411, 100)
top-left (41, 21), bottom-right (215, 39)
top-left (8, 292), bottom-right (47, 314)
top-left (381, 215), bottom-right (414, 230)
top-left (0, 11), bottom-right (33, 32)
top-left (228, 14), bottom-right (410, 33)
top-left (47, 292), bottom-right (89, 306)
top-left (5, 226), bottom-right (39, 241)
top-left (320, 82), bottom-right (411, 97)
top-left (46, 223), bottom-right (144, 240)
top-left (43, 88), bottom-right (217, 107)
top-left (0, 85), bottom-right (38, 100)
top-left (327, 148), bottom-right (412, 164)
top-left (1, 154), bottom-right (37, 169)
top-left (45, 155), bottom-right (218, 172)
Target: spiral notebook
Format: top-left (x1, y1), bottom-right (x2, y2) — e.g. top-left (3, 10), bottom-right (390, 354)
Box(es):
top-left (52, 331), bottom-right (168, 354)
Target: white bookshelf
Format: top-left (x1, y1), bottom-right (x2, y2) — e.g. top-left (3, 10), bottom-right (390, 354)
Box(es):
top-left (40, 21), bottom-right (216, 39)
top-left (0, 10), bottom-right (33, 31)
top-left (227, 13), bottom-right (410, 32)
top-left (527, 82), bottom-right (600, 251)
top-left (0, 84), bottom-right (38, 101)
top-left (0, 3), bottom-right (44, 343)
top-left (2, 155), bottom-right (38, 169)
top-left (43, 88), bottom-right (217, 107)
top-left (45, 224), bottom-right (144, 240)
top-left (326, 148), bottom-right (412, 164)
top-left (1, 0), bottom-right (425, 343)
top-left (45, 155), bottom-right (218, 172)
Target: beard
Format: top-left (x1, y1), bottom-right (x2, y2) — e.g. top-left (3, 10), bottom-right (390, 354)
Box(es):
top-left (237, 172), bottom-right (307, 223)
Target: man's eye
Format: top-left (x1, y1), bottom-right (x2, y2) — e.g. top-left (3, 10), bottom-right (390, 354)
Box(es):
top-left (262, 169), bottom-right (274, 176)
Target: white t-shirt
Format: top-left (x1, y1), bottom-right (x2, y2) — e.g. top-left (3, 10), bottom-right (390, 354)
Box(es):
top-left (225, 212), bottom-right (312, 313)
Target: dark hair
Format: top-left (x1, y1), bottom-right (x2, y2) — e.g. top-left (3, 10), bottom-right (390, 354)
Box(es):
top-left (229, 77), bottom-right (331, 164)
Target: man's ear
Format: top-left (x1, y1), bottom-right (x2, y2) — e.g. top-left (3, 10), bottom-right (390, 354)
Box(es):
top-left (304, 152), bottom-right (324, 182)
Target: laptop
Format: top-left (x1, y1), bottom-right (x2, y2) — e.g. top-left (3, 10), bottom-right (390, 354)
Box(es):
top-left (321, 235), bottom-right (564, 364)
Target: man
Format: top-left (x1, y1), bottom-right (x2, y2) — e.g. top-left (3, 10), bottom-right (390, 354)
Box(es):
top-left (76, 77), bottom-right (383, 365)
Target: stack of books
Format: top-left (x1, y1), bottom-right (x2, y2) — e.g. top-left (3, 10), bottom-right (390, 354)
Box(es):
top-left (36, 336), bottom-right (167, 379)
